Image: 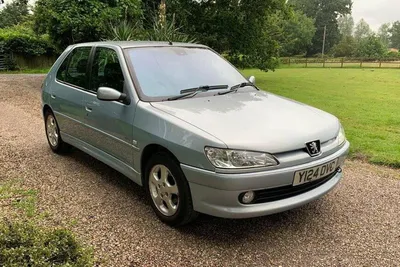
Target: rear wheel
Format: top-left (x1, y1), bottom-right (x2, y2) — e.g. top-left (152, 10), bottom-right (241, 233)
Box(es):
top-left (145, 152), bottom-right (198, 226)
top-left (44, 110), bottom-right (70, 153)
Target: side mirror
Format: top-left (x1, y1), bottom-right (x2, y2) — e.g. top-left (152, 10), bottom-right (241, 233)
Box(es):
top-left (248, 76), bottom-right (256, 84)
top-left (97, 87), bottom-right (129, 104)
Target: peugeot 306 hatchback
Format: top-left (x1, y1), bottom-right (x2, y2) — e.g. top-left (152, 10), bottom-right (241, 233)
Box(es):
top-left (42, 41), bottom-right (350, 226)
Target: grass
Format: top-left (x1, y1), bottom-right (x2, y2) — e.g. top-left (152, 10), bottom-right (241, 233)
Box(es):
top-left (0, 180), bottom-right (94, 266)
top-left (0, 68), bottom-right (50, 74)
top-left (0, 180), bottom-right (37, 217)
top-left (242, 68), bottom-right (400, 168)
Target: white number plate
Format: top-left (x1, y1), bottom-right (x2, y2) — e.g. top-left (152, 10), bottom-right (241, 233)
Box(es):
top-left (293, 159), bottom-right (338, 186)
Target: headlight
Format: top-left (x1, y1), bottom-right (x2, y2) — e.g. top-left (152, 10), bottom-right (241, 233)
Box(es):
top-left (204, 147), bottom-right (278, 169)
top-left (337, 124), bottom-right (346, 146)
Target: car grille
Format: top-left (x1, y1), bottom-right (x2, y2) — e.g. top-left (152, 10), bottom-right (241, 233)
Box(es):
top-left (240, 168), bottom-right (341, 204)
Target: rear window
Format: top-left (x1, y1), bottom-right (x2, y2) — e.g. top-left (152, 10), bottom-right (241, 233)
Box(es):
top-left (56, 47), bottom-right (91, 89)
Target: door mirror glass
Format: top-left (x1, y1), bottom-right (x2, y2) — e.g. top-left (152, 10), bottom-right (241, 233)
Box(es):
top-left (97, 87), bottom-right (127, 102)
top-left (248, 76), bottom-right (256, 84)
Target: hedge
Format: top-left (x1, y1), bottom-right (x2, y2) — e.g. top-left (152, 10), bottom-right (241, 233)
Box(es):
top-left (0, 26), bottom-right (56, 69)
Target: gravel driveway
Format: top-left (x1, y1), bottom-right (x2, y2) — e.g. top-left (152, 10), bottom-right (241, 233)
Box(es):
top-left (0, 74), bottom-right (399, 267)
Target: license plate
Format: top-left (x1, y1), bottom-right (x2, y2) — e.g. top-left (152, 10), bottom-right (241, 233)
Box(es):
top-left (293, 159), bottom-right (338, 186)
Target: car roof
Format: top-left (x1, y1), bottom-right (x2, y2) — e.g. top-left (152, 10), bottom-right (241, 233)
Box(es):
top-left (72, 41), bottom-right (208, 49)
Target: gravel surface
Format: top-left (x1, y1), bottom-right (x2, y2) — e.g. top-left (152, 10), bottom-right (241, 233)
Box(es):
top-left (0, 74), bottom-right (399, 267)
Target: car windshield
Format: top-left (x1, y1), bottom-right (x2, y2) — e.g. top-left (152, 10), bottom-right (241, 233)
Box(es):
top-left (126, 47), bottom-right (249, 100)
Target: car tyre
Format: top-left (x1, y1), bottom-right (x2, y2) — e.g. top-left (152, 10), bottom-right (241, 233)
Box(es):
top-left (145, 152), bottom-right (198, 226)
top-left (44, 110), bottom-right (70, 154)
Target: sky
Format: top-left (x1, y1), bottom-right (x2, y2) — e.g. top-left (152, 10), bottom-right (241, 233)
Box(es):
top-left (352, 0), bottom-right (400, 31)
top-left (1, 0), bottom-right (400, 31)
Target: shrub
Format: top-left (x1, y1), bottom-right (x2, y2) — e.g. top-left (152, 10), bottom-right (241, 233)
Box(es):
top-left (146, 15), bottom-right (196, 43)
top-left (106, 15), bottom-right (196, 43)
top-left (384, 51), bottom-right (400, 58)
top-left (0, 26), bottom-right (55, 56)
top-left (0, 219), bottom-right (93, 267)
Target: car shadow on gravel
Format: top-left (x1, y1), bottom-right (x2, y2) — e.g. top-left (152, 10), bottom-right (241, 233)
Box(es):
top-left (63, 147), bottom-right (326, 242)
top-left (177, 206), bottom-right (320, 242)
top-left (65, 148), bottom-right (147, 200)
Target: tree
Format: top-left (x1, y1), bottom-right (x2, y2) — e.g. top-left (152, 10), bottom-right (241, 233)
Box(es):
top-left (390, 21), bottom-right (400, 49)
top-left (354, 19), bottom-right (373, 42)
top-left (378, 23), bottom-right (391, 48)
top-left (355, 35), bottom-right (386, 58)
top-left (33, 0), bottom-right (142, 49)
top-left (289, 0), bottom-right (352, 55)
top-left (331, 36), bottom-right (356, 57)
top-left (267, 10), bottom-right (316, 56)
top-left (0, 0), bottom-right (30, 28)
top-left (142, 0), bottom-right (289, 71)
top-left (338, 15), bottom-right (354, 37)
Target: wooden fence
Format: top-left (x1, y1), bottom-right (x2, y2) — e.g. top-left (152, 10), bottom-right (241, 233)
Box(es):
top-left (281, 58), bottom-right (400, 69)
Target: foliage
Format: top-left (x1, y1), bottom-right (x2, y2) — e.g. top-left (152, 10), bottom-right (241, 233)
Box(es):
top-left (242, 68), bottom-right (400, 167)
top-left (0, 0), bottom-right (30, 29)
top-left (378, 23), bottom-right (391, 48)
top-left (33, 0), bottom-right (142, 49)
top-left (142, 0), bottom-right (289, 71)
top-left (107, 20), bottom-right (144, 41)
top-left (338, 15), bottom-right (354, 37)
top-left (0, 219), bottom-right (93, 267)
top-left (106, 15), bottom-right (196, 43)
top-left (331, 36), bottom-right (356, 57)
top-left (268, 10), bottom-right (316, 56)
top-left (0, 26), bottom-right (54, 56)
top-left (354, 35), bottom-right (386, 58)
top-left (147, 15), bottom-right (196, 43)
top-left (289, 0), bottom-right (352, 55)
top-left (0, 25), bottom-right (55, 70)
top-left (354, 19), bottom-right (373, 42)
top-left (390, 21), bottom-right (400, 49)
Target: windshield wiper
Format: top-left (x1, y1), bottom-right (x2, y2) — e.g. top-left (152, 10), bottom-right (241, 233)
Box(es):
top-left (167, 85), bottom-right (229, 101)
top-left (218, 82), bottom-right (259, 96)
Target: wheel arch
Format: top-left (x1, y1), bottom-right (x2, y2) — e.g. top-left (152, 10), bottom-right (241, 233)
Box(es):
top-left (141, 144), bottom-right (180, 184)
top-left (43, 104), bottom-right (53, 117)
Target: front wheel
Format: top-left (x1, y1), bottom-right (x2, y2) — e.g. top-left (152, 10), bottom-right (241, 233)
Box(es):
top-left (144, 152), bottom-right (198, 226)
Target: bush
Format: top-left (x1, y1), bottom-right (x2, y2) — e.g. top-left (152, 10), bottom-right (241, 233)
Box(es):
top-left (0, 219), bottom-right (93, 267)
top-left (0, 26), bottom-right (55, 56)
top-left (384, 51), bottom-right (400, 58)
top-left (106, 15), bottom-right (196, 43)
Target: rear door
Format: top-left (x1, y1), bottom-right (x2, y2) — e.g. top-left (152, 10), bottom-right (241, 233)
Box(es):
top-left (51, 46), bottom-right (92, 141)
top-left (82, 46), bottom-right (136, 166)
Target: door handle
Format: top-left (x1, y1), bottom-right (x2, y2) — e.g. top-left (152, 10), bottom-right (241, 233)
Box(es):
top-left (85, 106), bottom-right (92, 112)
top-left (50, 94), bottom-right (56, 99)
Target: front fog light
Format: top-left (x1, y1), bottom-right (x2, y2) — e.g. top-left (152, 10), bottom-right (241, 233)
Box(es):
top-left (242, 191), bottom-right (255, 204)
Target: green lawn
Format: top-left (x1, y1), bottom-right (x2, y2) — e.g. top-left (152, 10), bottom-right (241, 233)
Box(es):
top-left (242, 68), bottom-right (400, 168)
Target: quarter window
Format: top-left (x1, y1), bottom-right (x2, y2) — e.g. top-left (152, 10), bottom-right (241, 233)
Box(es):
top-left (56, 47), bottom-right (91, 89)
top-left (91, 47), bottom-right (124, 93)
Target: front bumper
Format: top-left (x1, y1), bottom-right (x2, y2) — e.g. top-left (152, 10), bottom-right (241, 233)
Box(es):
top-left (181, 141), bottom-right (350, 219)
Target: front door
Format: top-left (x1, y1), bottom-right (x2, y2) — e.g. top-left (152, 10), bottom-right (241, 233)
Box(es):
top-left (83, 46), bottom-right (136, 167)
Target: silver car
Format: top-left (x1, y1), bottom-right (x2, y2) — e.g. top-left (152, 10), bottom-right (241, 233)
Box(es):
top-left (42, 41), bottom-right (350, 226)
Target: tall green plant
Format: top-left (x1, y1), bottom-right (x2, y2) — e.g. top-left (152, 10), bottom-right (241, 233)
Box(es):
top-left (147, 15), bottom-right (196, 43)
top-left (107, 20), bottom-right (143, 41)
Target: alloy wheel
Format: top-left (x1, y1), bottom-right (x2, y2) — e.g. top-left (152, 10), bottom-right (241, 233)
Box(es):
top-left (148, 164), bottom-right (179, 216)
top-left (46, 115), bottom-right (59, 147)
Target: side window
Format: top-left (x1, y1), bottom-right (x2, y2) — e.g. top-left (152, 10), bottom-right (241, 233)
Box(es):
top-left (91, 47), bottom-right (124, 93)
top-left (56, 47), bottom-right (91, 89)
